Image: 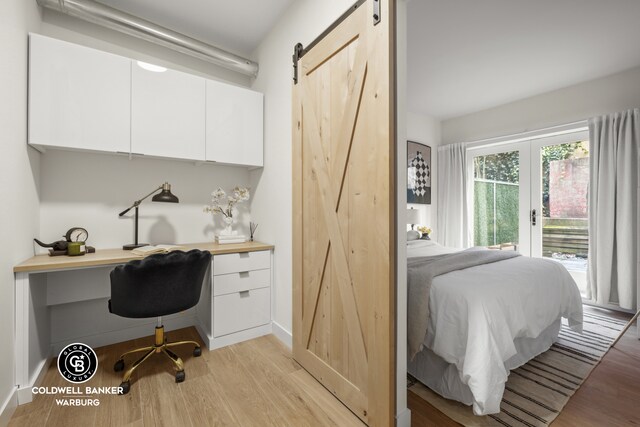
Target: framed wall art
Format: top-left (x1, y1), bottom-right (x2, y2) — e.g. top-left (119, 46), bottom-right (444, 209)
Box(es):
top-left (407, 141), bottom-right (431, 204)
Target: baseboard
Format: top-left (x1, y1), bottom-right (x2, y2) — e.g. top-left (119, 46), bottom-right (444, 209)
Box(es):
top-left (395, 407), bottom-right (411, 427)
top-left (17, 356), bottom-right (50, 405)
top-left (0, 386), bottom-right (18, 427)
top-left (271, 321), bottom-right (292, 349)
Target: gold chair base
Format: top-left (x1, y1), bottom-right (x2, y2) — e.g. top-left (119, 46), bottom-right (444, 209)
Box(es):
top-left (115, 325), bottom-right (201, 394)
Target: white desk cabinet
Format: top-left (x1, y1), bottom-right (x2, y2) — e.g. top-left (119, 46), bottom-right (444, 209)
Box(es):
top-left (28, 34), bottom-right (131, 153)
top-left (196, 249), bottom-right (272, 349)
top-left (131, 63), bottom-right (206, 161)
top-left (13, 242), bottom-right (273, 405)
top-left (206, 80), bottom-right (264, 167)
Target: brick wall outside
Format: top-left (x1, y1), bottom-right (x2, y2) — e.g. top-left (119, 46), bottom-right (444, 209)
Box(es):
top-left (549, 157), bottom-right (589, 218)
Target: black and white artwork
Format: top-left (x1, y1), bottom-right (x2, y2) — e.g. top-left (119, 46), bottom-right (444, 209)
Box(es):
top-left (407, 141), bottom-right (431, 204)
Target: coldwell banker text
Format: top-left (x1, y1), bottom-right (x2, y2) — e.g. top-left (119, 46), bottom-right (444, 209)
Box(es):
top-left (32, 386), bottom-right (123, 406)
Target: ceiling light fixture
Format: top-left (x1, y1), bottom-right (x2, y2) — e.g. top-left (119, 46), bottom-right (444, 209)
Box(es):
top-left (137, 61), bottom-right (167, 73)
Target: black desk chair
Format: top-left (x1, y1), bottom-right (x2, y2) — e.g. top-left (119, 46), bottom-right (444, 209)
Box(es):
top-left (109, 249), bottom-right (211, 394)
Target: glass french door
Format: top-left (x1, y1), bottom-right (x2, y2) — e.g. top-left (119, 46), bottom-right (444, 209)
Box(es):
top-left (531, 131), bottom-right (590, 296)
top-left (468, 142), bottom-right (531, 256)
top-left (468, 130), bottom-right (590, 296)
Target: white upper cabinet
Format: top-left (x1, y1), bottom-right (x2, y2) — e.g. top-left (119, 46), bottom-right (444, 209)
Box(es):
top-left (131, 63), bottom-right (206, 161)
top-left (206, 80), bottom-right (263, 167)
top-left (28, 34), bottom-right (131, 153)
top-left (29, 35), bottom-right (263, 166)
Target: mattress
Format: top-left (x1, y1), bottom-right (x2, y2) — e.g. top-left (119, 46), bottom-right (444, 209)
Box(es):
top-left (406, 240), bottom-right (583, 415)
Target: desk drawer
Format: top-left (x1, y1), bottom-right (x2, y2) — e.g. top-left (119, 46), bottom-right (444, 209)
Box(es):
top-left (213, 250), bottom-right (270, 275)
top-left (213, 287), bottom-right (270, 337)
top-left (213, 268), bottom-right (270, 296)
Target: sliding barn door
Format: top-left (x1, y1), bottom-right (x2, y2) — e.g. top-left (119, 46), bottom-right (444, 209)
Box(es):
top-left (292, 1), bottom-right (396, 425)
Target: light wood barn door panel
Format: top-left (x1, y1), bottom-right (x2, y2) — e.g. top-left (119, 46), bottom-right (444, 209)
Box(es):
top-left (292, 1), bottom-right (396, 426)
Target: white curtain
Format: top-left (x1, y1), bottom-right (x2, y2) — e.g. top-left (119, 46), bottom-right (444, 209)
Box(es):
top-left (437, 143), bottom-right (470, 248)
top-left (587, 108), bottom-right (639, 309)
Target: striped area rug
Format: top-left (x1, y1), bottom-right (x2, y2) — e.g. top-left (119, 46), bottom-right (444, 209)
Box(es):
top-left (408, 309), bottom-right (627, 427)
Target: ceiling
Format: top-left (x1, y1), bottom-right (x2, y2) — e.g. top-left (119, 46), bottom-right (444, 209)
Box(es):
top-left (408, 0), bottom-right (640, 120)
top-left (97, 0), bottom-right (295, 56)
top-left (93, 1), bottom-right (640, 119)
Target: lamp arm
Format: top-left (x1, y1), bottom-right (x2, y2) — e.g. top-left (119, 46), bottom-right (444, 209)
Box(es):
top-left (118, 185), bottom-right (163, 217)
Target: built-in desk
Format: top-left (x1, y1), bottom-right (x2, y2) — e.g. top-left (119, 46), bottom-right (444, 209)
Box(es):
top-left (13, 241), bottom-right (274, 404)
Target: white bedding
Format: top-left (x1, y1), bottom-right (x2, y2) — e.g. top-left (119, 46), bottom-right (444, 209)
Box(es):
top-left (408, 319), bottom-right (562, 408)
top-left (407, 240), bottom-right (583, 415)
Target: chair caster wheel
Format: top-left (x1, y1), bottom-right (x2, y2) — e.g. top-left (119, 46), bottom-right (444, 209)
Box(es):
top-left (175, 370), bottom-right (185, 383)
top-left (119, 381), bottom-right (130, 395)
top-left (193, 346), bottom-right (202, 357)
top-left (114, 359), bottom-right (125, 372)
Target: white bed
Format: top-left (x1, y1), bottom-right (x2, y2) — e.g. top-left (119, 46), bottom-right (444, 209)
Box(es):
top-left (407, 240), bottom-right (583, 415)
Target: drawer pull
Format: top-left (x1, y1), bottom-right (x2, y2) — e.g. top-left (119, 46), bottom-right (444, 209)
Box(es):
top-left (239, 290), bottom-right (250, 297)
top-left (239, 271), bottom-right (250, 277)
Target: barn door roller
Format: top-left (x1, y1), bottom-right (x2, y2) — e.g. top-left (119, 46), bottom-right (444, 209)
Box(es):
top-left (293, 0), bottom-right (381, 84)
top-left (373, 0), bottom-right (381, 25)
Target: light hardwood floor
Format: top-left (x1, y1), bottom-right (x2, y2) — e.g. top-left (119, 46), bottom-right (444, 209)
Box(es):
top-left (9, 329), bottom-right (365, 427)
top-left (409, 308), bottom-right (640, 427)
top-left (11, 310), bottom-right (639, 427)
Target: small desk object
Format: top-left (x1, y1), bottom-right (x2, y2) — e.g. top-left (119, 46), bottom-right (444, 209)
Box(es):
top-left (13, 241), bottom-right (274, 405)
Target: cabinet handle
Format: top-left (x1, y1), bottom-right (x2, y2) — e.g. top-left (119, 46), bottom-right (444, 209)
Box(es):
top-left (239, 290), bottom-right (250, 297)
top-left (239, 271), bottom-right (250, 277)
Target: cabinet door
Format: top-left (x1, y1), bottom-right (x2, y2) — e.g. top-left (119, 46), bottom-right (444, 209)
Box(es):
top-left (205, 80), bottom-right (263, 167)
top-left (131, 63), bottom-right (205, 161)
top-left (28, 34), bottom-right (131, 153)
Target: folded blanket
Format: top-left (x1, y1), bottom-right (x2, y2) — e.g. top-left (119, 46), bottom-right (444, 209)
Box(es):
top-left (407, 248), bottom-right (521, 360)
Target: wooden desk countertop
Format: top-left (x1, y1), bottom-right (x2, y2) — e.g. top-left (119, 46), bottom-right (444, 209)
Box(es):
top-left (14, 241), bottom-right (274, 274)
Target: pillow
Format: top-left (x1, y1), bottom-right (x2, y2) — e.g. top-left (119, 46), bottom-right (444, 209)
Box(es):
top-left (407, 230), bottom-right (420, 241)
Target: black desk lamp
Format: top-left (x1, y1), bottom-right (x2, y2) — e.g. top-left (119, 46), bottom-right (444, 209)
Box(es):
top-left (119, 182), bottom-right (179, 250)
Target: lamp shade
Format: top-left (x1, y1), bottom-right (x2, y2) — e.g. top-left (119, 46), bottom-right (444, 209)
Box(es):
top-left (152, 182), bottom-right (179, 203)
top-left (406, 208), bottom-right (420, 224)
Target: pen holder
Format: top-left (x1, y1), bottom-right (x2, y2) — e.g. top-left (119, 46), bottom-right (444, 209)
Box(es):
top-left (67, 242), bottom-right (86, 256)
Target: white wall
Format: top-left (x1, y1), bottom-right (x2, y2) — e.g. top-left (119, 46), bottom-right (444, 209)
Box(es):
top-left (35, 11), bottom-right (255, 249)
top-left (248, 0), bottom-right (355, 339)
top-left (442, 66), bottom-right (640, 144)
top-left (39, 151), bottom-right (251, 249)
top-left (0, 1), bottom-right (42, 423)
top-left (407, 112), bottom-right (441, 238)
